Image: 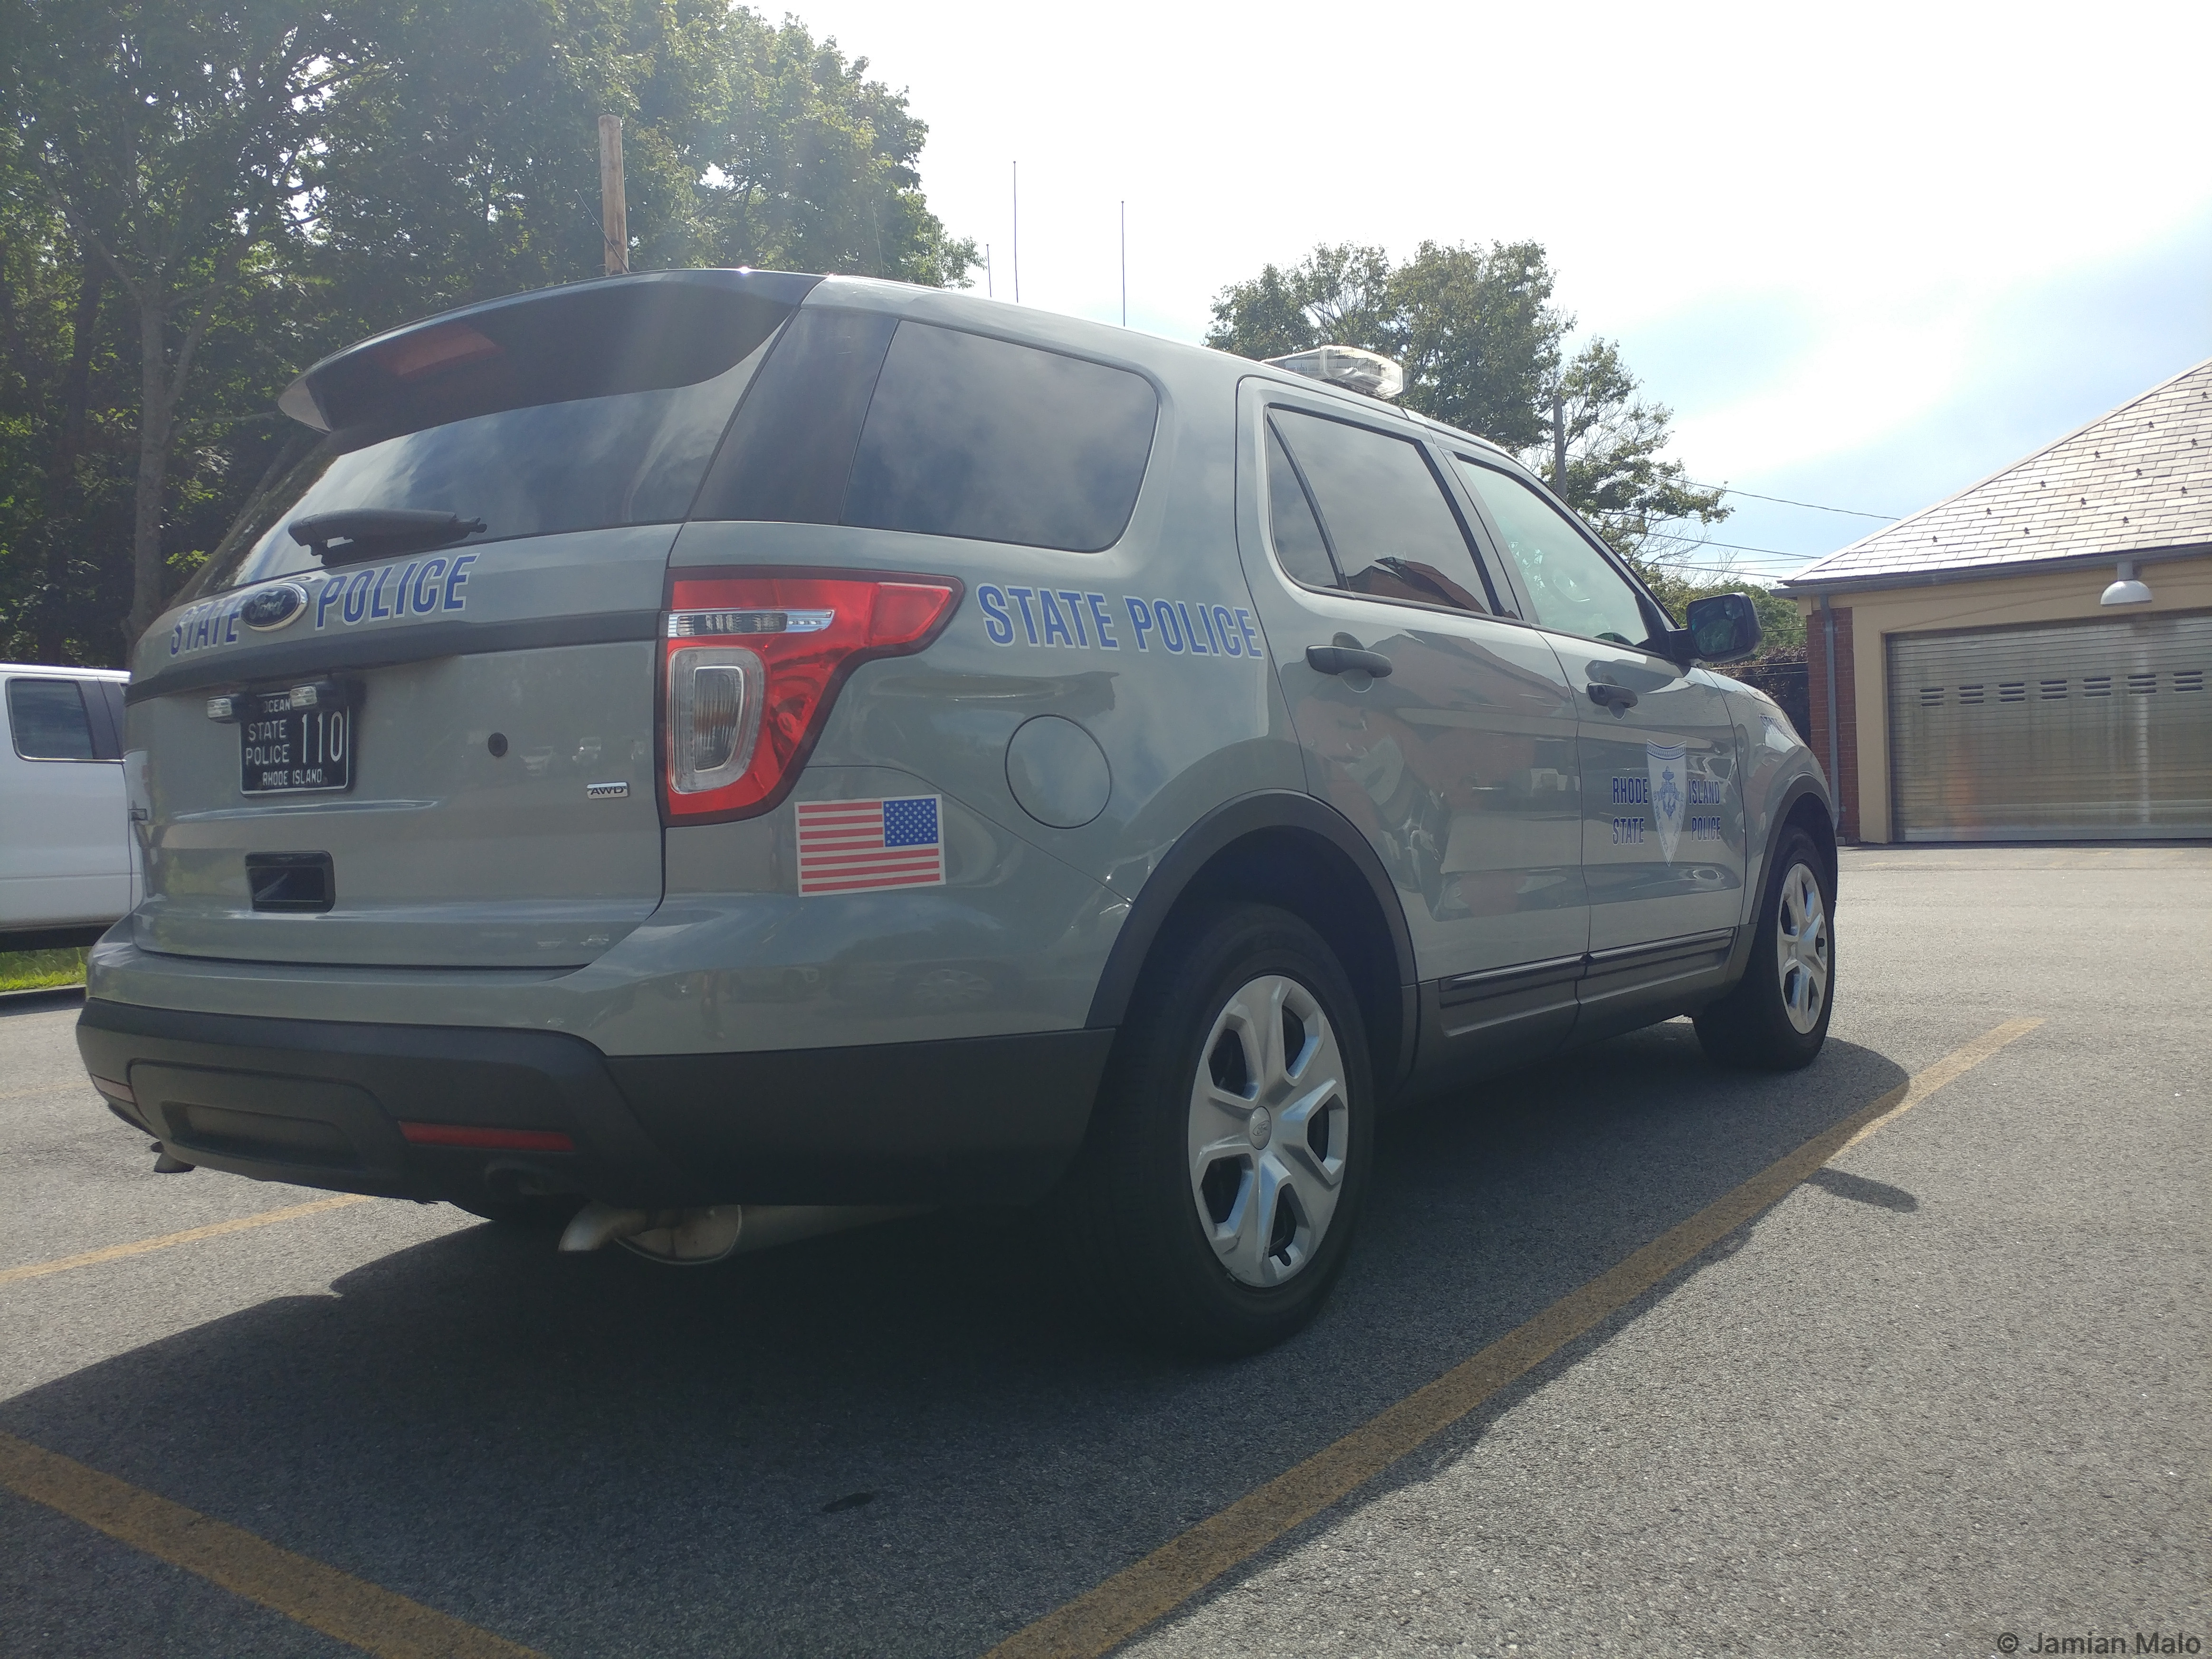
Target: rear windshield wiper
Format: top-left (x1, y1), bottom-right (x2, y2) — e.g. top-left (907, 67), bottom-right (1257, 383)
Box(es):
top-left (288, 509), bottom-right (486, 566)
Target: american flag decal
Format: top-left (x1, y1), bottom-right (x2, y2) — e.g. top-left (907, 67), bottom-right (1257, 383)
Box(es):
top-left (795, 795), bottom-right (946, 895)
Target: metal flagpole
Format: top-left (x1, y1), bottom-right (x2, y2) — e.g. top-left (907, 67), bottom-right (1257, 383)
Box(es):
top-left (1011, 162), bottom-right (1020, 304)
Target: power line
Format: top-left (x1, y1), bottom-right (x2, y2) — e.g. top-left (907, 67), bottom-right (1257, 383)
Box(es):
top-left (1649, 560), bottom-right (1802, 583)
top-left (1684, 482), bottom-right (1899, 520)
top-left (1642, 533), bottom-right (1820, 563)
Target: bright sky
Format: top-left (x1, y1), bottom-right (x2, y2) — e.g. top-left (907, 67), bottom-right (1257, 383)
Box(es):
top-left (787, 0), bottom-right (2212, 581)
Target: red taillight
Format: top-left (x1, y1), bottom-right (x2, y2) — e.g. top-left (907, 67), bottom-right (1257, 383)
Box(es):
top-left (661, 571), bottom-right (961, 822)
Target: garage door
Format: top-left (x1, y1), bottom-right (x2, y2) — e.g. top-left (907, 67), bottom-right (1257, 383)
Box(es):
top-left (1888, 610), bottom-right (2211, 840)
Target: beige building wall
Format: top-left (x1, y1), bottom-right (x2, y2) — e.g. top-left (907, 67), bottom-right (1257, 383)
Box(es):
top-left (1799, 553), bottom-right (2212, 842)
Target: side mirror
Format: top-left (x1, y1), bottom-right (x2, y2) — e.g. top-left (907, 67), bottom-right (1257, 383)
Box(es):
top-left (1681, 592), bottom-right (1763, 664)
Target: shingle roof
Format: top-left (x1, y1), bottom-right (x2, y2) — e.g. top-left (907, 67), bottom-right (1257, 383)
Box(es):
top-left (1782, 356), bottom-right (2212, 591)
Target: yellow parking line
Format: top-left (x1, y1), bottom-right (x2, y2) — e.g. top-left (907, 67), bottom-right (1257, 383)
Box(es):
top-left (0, 1432), bottom-right (541, 1658)
top-left (0, 1194), bottom-right (373, 1287)
top-left (988, 1015), bottom-right (2046, 1659)
top-left (1837, 1017), bottom-right (2042, 1151)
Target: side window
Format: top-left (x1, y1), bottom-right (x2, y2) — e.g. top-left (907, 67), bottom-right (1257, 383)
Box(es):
top-left (845, 323), bottom-right (1157, 552)
top-left (91, 680), bottom-right (127, 759)
top-left (692, 308), bottom-right (899, 526)
top-left (7, 678), bottom-right (98, 760)
top-left (1454, 458), bottom-right (1652, 647)
top-left (1264, 423), bottom-right (1337, 589)
top-left (694, 315), bottom-right (1158, 553)
top-left (1269, 409), bottom-right (1492, 614)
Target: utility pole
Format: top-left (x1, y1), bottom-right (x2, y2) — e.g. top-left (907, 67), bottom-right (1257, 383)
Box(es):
top-left (1120, 200), bottom-right (1127, 326)
top-left (1011, 161), bottom-right (1020, 304)
top-left (1552, 391), bottom-right (1567, 499)
top-left (599, 115), bottom-right (629, 276)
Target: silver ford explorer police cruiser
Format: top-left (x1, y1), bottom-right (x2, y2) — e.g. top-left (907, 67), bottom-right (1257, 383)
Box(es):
top-left (76, 269), bottom-right (1834, 1356)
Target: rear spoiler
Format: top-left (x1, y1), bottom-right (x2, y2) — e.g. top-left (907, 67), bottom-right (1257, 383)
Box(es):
top-left (277, 269), bottom-right (823, 441)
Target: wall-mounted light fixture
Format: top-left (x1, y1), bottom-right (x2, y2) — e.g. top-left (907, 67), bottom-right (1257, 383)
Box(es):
top-left (2100, 559), bottom-right (2153, 606)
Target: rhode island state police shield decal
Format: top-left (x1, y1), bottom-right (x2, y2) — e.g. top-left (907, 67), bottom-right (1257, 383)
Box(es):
top-left (1646, 742), bottom-right (1686, 862)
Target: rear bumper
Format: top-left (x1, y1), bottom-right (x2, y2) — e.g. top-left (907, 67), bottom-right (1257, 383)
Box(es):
top-left (76, 999), bottom-right (1112, 1208)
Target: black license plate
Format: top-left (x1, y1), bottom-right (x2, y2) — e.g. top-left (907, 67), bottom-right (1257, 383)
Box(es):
top-left (239, 686), bottom-right (353, 795)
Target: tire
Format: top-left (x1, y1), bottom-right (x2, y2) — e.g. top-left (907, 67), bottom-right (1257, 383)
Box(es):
top-left (450, 1192), bottom-right (585, 1230)
top-left (1064, 902), bottom-right (1374, 1357)
top-left (1694, 825), bottom-right (1834, 1069)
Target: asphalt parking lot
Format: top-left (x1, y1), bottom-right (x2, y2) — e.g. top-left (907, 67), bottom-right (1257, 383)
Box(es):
top-left (3, 846), bottom-right (2207, 1659)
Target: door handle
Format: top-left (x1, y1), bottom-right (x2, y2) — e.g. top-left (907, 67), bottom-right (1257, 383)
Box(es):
top-left (1586, 682), bottom-right (1638, 713)
top-left (1306, 645), bottom-right (1393, 678)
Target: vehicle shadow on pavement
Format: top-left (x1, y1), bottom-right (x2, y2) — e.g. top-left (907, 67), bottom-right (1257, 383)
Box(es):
top-left (0, 1023), bottom-right (1907, 1658)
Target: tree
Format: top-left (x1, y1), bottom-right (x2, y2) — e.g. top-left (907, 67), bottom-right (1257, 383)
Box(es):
top-left (1204, 243), bottom-right (1395, 364)
top-left (0, 135), bottom-right (116, 664)
top-left (1387, 240), bottom-right (1562, 450)
top-left (2, 0), bottom-right (366, 643)
top-left (0, 0), bottom-right (975, 662)
top-left (1207, 240), bottom-right (1564, 448)
top-left (1209, 239), bottom-right (1770, 634)
top-left (1535, 336), bottom-right (1726, 563)
top-left (306, 0), bottom-right (973, 334)
top-left (1527, 338), bottom-right (1807, 650)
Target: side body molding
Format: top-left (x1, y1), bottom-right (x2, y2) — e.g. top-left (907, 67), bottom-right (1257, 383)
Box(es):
top-left (1083, 789), bottom-right (1421, 1096)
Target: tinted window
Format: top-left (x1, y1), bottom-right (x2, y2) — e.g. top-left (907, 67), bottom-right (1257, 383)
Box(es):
top-left (186, 329), bottom-right (783, 598)
top-left (844, 324), bottom-right (1157, 551)
top-left (84, 680), bottom-right (124, 759)
top-left (1455, 458), bottom-right (1650, 646)
top-left (1270, 409), bottom-right (1491, 613)
top-left (1265, 422), bottom-right (1337, 589)
top-left (692, 308), bottom-right (899, 525)
top-left (693, 315), bottom-right (1159, 553)
top-left (8, 679), bottom-right (98, 760)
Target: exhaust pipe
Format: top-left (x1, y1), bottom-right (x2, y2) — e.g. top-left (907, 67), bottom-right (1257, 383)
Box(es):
top-left (558, 1201), bottom-right (919, 1265)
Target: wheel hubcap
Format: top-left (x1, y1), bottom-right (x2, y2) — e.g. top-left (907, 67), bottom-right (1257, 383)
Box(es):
top-left (1187, 974), bottom-right (1349, 1287)
top-left (1775, 862), bottom-right (1830, 1035)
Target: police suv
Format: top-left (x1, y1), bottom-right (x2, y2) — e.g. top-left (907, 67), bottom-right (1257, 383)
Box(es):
top-left (76, 270), bottom-right (1834, 1355)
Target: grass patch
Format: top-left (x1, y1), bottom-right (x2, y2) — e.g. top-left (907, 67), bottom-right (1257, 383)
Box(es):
top-left (0, 947), bottom-right (88, 992)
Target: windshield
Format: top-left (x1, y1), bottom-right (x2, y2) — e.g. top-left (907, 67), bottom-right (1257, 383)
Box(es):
top-left (186, 329), bottom-right (776, 600)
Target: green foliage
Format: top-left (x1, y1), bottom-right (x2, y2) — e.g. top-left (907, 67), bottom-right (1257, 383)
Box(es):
top-left (1206, 240), bottom-right (1560, 449)
top-left (1209, 239), bottom-right (1781, 643)
top-left (0, 0), bottom-right (973, 664)
top-left (1635, 563), bottom-right (1806, 655)
top-left (1542, 338), bottom-right (1726, 563)
top-left (0, 946), bottom-right (86, 991)
top-left (3, 0), bottom-right (365, 638)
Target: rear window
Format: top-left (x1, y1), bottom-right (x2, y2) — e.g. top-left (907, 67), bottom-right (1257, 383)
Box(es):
top-left (692, 314), bottom-right (1158, 553)
top-left (184, 280), bottom-right (801, 600)
top-left (7, 679), bottom-right (98, 760)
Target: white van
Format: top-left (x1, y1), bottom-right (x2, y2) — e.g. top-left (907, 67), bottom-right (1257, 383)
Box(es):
top-left (1, 663), bottom-right (138, 951)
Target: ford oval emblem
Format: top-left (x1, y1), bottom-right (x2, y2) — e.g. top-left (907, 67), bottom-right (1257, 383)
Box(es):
top-left (241, 582), bottom-right (307, 631)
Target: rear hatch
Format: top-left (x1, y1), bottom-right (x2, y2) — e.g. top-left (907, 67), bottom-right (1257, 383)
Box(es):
top-left (127, 270), bottom-right (816, 967)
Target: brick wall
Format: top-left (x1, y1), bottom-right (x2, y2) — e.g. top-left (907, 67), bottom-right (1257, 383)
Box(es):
top-left (1805, 605), bottom-right (1860, 841)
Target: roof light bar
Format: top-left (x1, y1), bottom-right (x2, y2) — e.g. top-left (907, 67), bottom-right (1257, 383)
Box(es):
top-left (1265, 344), bottom-right (1405, 401)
